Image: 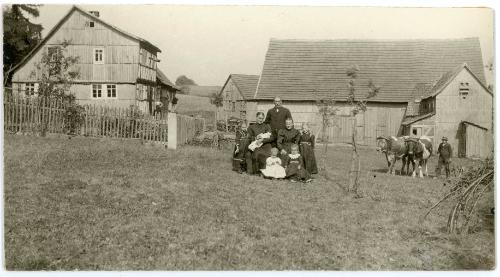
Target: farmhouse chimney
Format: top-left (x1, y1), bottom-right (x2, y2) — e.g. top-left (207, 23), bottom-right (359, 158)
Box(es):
top-left (89, 11), bottom-right (100, 17)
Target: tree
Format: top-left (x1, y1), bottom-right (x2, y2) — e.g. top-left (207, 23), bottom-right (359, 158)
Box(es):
top-left (210, 92), bottom-right (224, 130)
top-left (3, 4), bottom-right (43, 85)
top-left (31, 41), bottom-right (81, 136)
top-left (175, 75), bottom-right (197, 86)
top-left (346, 65), bottom-right (380, 196)
top-left (315, 93), bottom-right (338, 174)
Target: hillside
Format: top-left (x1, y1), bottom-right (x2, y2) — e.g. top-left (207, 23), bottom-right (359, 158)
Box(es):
top-left (176, 94), bottom-right (216, 128)
top-left (180, 85), bottom-right (222, 98)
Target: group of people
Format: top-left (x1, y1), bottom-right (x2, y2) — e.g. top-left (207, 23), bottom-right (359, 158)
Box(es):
top-left (232, 97), bottom-right (318, 183)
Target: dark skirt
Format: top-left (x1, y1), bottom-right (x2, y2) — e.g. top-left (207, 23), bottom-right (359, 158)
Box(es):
top-left (300, 143), bottom-right (318, 174)
top-left (246, 143), bottom-right (273, 174)
top-left (232, 145), bottom-right (246, 172)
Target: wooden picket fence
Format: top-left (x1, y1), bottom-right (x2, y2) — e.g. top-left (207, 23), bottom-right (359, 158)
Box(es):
top-left (80, 105), bottom-right (169, 143)
top-left (4, 93), bottom-right (205, 146)
top-left (3, 95), bottom-right (67, 134)
top-left (177, 113), bottom-right (206, 144)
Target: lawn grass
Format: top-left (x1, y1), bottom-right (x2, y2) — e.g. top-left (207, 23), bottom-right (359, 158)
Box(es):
top-left (3, 134), bottom-right (494, 270)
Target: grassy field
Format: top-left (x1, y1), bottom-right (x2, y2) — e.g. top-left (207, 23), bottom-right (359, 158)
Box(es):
top-left (176, 94), bottom-right (215, 127)
top-left (3, 134), bottom-right (495, 270)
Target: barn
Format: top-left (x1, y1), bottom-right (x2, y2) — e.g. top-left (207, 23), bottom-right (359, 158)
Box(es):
top-left (402, 63), bottom-right (493, 158)
top-left (10, 6), bottom-right (161, 114)
top-left (217, 74), bottom-right (260, 122)
top-left (247, 38), bottom-right (487, 147)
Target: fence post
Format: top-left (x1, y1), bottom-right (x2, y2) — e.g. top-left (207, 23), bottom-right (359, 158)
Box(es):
top-left (167, 112), bottom-right (177, 150)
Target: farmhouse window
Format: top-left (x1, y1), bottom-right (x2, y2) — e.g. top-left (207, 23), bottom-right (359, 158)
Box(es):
top-left (94, 48), bottom-right (104, 64)
top-left (107, 85), bottom-right (117, 98)
top-left (92, 84), bottom-right (103, 98)
top-left (25, 83), bottom-right (38, 96)
top-left (459, 82), bottom-right (470, 99)
top-left (232, 101), bottom-right (236, 112)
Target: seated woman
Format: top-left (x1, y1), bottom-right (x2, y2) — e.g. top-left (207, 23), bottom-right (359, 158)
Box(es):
top-left (277, 117), bottom-right (300, 164)
top-left (245, 112), bottom-right (274, 175)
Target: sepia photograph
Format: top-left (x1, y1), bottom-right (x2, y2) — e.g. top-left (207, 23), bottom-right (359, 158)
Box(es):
top-left (1, 1), bottom-right (496, 273)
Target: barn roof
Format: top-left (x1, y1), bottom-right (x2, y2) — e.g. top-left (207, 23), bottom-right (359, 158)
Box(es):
top-left (157, 69), bottom-right (179, 91)
top-left (401, 112), bottom-right (435, 126)
top-left (11, 5), bottom-right (161, 74)
top-left (254, 38), bottom-right (486, 102)
top-left (221, 74), bottom-right (260, 100)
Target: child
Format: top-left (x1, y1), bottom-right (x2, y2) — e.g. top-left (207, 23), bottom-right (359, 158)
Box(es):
top-left (260, 147), bottom-right (286, 179)
top-left (299, 123), bottom-right (318, 175)
top-left (248, 132), bottom-right (272, 151)
top-left (284, 144), bottom-right (312, 183)
top-left (232, 121), bottom-right (248, 173)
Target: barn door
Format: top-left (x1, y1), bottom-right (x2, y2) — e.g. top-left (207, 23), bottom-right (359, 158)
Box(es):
top-left (465, 124), bottom-right (488, 158)
top-left (354, 112), bottom-right (363, 144)
top-left (376, 109), bottom-right (388, 138)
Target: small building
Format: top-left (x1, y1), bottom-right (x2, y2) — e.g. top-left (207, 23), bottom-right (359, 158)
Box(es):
top-left (217, 74), bottom-right (260, 122)
top-left (156, 69), bottom-right (180, 114)
top-left (247, 38), bottom-right (487, 147)
top-left (402, 63), bottom-right (493, 158)
top-left (11, 6), bottom-right (161, 114)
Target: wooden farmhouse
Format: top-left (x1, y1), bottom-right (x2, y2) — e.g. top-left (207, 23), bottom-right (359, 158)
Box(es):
top-left (246, 38), bottom-right (490, 150)
top-left (156, 69), bottom-right (180, 114)
top-left (217, 74), bottom-right (260, 122)
top-left (402, 64), bottom-right (493, 158)
top-left (11, 6), bottom-right (167, 115)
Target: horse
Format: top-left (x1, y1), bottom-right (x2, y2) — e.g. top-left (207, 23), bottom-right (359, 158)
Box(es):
top-left (405, 136), bottom-right (433, 178)
top-left (376, 136), bottom-right (410, 175)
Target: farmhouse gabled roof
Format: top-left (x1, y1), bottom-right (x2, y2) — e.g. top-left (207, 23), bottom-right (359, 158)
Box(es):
top-left (254, 38), bottom-right (486, 102)
top-left (220, 74), bottom-right (260, 100)
top-left (157, 69), bottom-right (180, 91)
top-left (11, 5), bottom-right (161, 74)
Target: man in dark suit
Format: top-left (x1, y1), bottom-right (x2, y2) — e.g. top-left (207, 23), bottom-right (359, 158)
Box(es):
top-left (436, 136), bottom-right (452, 178)
top-left (264, 96), bottom-right (292, 145)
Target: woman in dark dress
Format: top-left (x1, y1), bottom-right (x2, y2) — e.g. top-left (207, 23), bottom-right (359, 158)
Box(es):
top-left (299, 122), bottom-right (318, 174)
top-left (245, 112), bottom-right (274, 174)
top-left (277, 118), bottom-right (300, 164)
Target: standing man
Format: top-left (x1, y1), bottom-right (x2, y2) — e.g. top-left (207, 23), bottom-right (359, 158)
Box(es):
top-left (264, 96), bottom-right (292, 146)
top-left (436, 136), bottom-right (452, 178)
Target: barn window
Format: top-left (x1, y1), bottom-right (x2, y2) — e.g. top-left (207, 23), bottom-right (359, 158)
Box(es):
top-left (459, 82), bottom-right (470, 99)
top-left (25, 83), bottom-right (38, 96)
top-left (92, 84), bottom-right (102, 98)
top-left (106, 85), bottom-right (117, 98)
top-left (93, 48), bottom-right (104, 64)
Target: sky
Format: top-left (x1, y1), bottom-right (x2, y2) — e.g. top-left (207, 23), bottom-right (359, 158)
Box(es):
top-left (30, 4), bottom-right (494, 86)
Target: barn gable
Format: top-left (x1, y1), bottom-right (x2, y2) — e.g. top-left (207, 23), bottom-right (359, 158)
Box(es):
top-left (254, 38), bottom-right (486, 102)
